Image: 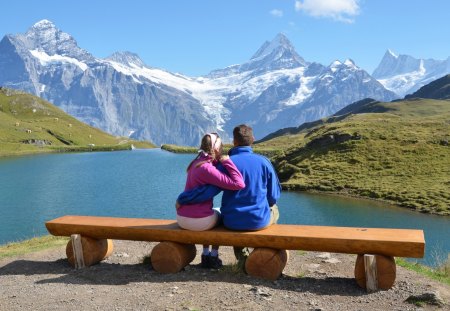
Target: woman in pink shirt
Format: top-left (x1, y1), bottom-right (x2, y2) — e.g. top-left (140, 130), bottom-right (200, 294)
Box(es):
top-left (176, 132), bottom-right (245, 269)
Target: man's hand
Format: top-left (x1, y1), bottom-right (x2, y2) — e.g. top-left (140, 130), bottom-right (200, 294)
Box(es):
top-left (175, 201), bottom-right (181, 210)
top-left (220, 155), bottom-right (230, 161)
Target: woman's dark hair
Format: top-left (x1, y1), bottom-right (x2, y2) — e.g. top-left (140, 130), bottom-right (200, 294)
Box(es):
top-left (186, 134), bottom-right (214, 172)
top-left (233, 124), bottom-right (254, 146)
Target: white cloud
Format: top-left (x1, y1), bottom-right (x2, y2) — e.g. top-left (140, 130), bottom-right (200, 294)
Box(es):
top-left (270, 9), bottom-right (284, 18)
top-left (295, 0), bottom-right (360, 23)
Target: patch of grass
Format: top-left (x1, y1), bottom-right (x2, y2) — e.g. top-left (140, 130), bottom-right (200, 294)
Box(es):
top-left (161, 143), bottom-right (282, 158)
top-left (220, 261), bottom-right (245, 275)
top-left (161, 144), bottom-right (197, 153)
top-left (0, 235), bottom-right (68, 260)
top-left (296, 270), bottom-right (306, 278)
top-left (405, 297), bottom-right (426, 307)
top-left (396, 257), bottom-right (450, 286)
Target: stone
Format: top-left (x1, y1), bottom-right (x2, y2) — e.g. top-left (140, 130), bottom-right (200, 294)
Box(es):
top-left (324, 258), bottom-right (341, 264)
top-left (316, 253), bottom-right (331, 259)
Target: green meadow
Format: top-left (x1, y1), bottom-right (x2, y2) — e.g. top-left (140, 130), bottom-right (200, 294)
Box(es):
top-left (0, 88), bottom-right (154, 157)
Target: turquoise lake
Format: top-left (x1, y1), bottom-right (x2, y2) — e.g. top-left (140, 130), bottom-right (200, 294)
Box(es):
top-left (0, 149), bottom-right (448, 266)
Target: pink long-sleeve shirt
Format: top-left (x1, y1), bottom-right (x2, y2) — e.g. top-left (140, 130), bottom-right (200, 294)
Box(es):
top-left (177, 154), bottom-right (245, 218)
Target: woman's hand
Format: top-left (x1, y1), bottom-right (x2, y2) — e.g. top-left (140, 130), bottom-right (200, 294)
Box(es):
top-left (175, 201), bottom-right (181, 209)
top-left (220, 155), bottom-right (230, 161)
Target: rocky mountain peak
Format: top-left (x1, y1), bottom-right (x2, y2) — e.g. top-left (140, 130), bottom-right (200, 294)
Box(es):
top-left (106, 51), bottom-right (146, 67)
top-left (251, 33), bottom-right (295, 60)
top-left (30, 19), bottom-right (56, 30)
top-left (207, 33), bottom-right (306, 78)
top-left (23, 19), bottom-right (94, 62)
top-left (249, 33), bottom-right (306, 68)
top-left (372, 50), bottom-right (420, 79)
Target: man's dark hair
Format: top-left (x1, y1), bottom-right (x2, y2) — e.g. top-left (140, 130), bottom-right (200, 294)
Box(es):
top-left (233, 124), bottom-right (254, 146)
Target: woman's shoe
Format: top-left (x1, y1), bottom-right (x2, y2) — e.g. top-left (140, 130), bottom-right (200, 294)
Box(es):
top-left (208, 255), bottom-right (223, 269)
top-left (201, 254), bottom-right (210, 268)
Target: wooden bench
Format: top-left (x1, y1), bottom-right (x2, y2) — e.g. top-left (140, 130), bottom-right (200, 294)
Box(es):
top-left (45, 215), bottom-right (425, 292)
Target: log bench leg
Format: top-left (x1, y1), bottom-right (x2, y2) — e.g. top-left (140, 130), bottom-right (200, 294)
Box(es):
top-left (354, 254), bottom-right (396, 292)
top-left (150, 241), bottom-right (196, 273)
top-left (66, 234), bottom-right (114, 268)
top-left (245, 248), bottom-right (289, 281)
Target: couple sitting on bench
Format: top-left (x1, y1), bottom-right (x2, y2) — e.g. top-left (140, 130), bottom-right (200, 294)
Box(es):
top-left (176, 124), bottom-right (281, 269)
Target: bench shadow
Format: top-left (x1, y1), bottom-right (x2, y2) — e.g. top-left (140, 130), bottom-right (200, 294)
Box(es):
top-left (0, 259), bottom-right (367, 297)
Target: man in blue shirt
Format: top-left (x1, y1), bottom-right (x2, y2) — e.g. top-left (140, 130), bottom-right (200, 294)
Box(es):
top-left (177, 124), bottom-right (281, 262)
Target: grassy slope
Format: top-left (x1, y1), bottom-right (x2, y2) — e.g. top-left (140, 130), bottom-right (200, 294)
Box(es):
top-left (0, 236), bottom-right (68, 259)
top-left (257, 99), bottom-right (450, 215)
top-left (0, 88), bottom-right (154, 157)
top-left (161, 143), bottom-right (282, 158)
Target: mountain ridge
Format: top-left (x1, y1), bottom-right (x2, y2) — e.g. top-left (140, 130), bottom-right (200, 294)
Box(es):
top-left (373, 49), bottom-right (450, 97)
top-left (258, 74), bottom-right (450, 143)
top-left (2, 20), bottom-right (444, 145)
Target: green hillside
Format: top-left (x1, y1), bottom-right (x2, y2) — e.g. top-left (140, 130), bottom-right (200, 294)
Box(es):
top-left (161, 143), bottom-right (282, 158)
top-left (256, 98), bottom-right (450, 215)
top-left (0, 87), bottom-right (154, 157)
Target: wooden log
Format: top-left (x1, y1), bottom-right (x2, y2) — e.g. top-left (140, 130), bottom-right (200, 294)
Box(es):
top-left (364, 254), bottom-right (378, 293)
top-left (150, 242), bottom-right (196, 274)
top-left (70, 234), bottom-right (85, 269)
top-left (103, 239), bottom-right (114, 259)
top-left (46, 216), bottom-right (425, 259)
top-left (66, 236), bottom-right (114, 267)
top-left (245, 248), bottom-right (289, 281)
top-left (355, 254), bottom-right (396, 290)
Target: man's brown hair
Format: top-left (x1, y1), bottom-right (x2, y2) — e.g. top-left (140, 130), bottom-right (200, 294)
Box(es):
top-left (233, 124), bottom-right (254, 146)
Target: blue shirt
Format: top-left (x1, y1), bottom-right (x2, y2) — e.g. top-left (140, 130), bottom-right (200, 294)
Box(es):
top-left (177, 146), bottom-right (281, 230)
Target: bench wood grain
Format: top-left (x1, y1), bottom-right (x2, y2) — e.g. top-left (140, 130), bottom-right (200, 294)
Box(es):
top-left (46, 215), bottom-right (425, 258)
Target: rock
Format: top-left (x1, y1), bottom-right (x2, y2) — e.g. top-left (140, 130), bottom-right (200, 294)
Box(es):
top-left (405, 291), bottom-right (445, 307)
top-left (306, 264), bottom-right (321, 273)
top-left (316, 253), bottom-right (331, 259)
top-left (250, 286), bottom-right (271, 297)
top-left (323, 258), bottom-right (341, 264)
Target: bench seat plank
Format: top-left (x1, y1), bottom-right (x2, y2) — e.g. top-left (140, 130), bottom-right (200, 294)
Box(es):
top-left (46, 215), bottom-right (425, 258)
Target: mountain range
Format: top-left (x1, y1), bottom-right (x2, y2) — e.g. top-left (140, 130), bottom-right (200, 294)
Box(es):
top-left (0, 20), bottom-right (448, 145)
top-left (373, 49), bottom-right (450, 97)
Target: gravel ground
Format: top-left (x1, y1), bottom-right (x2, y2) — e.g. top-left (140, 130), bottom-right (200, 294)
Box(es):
top-left (0, 240), bottom-right (448, 311)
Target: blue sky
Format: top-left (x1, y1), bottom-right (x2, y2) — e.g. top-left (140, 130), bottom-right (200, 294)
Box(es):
top-left (1, 0), bottom-right (449, 76)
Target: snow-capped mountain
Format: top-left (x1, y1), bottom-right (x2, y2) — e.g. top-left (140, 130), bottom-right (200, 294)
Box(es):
top-left (373, 49), bottom-right (450, 97)
top-left (0, 20), bottom-right (397, 145)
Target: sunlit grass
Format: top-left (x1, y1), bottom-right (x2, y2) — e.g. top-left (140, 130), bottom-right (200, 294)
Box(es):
top-left (0, 235), bottom-right (68, 260)
top-left (397, 257), bottom-right (450, 286)
top-left (0, 87), bottom-right (154, 157)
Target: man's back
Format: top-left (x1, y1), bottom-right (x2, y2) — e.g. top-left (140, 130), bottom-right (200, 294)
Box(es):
top-left (221, 146), bottom-right (280, 230)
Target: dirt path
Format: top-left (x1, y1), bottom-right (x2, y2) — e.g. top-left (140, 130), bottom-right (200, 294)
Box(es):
top-left (0, 240), bottom-right (448, 311)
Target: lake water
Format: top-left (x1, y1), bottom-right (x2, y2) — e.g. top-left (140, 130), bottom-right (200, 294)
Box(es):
top-left (0, 149), bottom-right (448, 266)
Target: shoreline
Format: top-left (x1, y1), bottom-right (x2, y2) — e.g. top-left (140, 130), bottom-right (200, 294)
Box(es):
top-left (0, 144), bottom-right (155, 159)
top-left (282, 187), bottom-right (450, 218)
